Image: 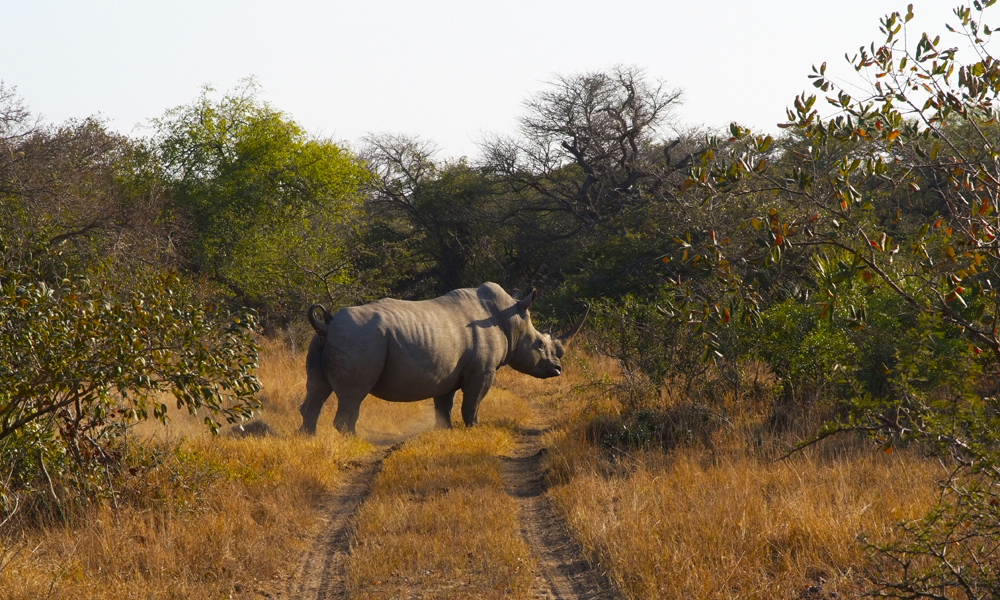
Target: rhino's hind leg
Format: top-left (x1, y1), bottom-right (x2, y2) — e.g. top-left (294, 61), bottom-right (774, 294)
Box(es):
top-left (300, 335), bottom-right (332, 435)
top-left (332, 393), bottom-right (364, 435)
top-left (433, 392), bottom-right (456, 429)
top-left (300, 385), bottom-right (331, 435)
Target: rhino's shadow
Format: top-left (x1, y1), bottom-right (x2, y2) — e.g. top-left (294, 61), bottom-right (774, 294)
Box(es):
top-left (354, 398), bottom-right (438, 446)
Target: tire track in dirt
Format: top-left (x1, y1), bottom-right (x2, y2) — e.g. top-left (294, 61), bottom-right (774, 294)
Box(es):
top-left (276, 444), bottom-right (397, 600)
top-left (504, 427), bottom-right (620, 600)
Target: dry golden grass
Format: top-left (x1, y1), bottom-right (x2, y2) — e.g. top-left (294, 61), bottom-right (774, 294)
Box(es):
top-left (0, 335), bottom-right (947, 600)
top-left (548, 447), bottom-right (938, 599)
top-left (541, 353), bottom-right (943, 600)
top-left (0, 337), bottom-right (545, 600)
top-left (0, 433), bottom-right (370, 600)
top-left (0, 337), bottom-right (378, 600)
top-left (346, 421), bottom-right (533, 599)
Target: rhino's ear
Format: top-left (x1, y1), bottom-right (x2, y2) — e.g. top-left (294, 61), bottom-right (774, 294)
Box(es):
top-left (557, 305), bottom-right (589, 342)
top-left (512, 288), bottom-right (523, 301)
top-left (515, 287), bottom-right (535, 313)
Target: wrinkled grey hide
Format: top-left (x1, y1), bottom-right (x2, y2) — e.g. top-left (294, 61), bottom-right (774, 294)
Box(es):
top-left (299, 282), bottom-right (587, 435)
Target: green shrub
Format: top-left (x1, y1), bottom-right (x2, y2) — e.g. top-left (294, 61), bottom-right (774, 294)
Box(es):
top-left (0, 239), bottom-right (261, 514)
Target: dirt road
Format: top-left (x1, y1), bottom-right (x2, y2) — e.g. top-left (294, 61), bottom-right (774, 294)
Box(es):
top-left (273, 447), bottom-right (393, 600)
top-left (503, 426), bottom-right (619, 600)
top-left (271, 425), bottom-right (618, 600)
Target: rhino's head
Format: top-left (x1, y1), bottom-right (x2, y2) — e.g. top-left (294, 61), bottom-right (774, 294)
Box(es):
top-left (507, 289), bottom-right (588, 379)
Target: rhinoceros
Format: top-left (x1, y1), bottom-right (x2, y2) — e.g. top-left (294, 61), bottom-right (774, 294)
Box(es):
top-left (299, 282), bottom-right (587, 435)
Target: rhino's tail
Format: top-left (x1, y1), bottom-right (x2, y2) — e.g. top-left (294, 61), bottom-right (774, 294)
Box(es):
top-left (307, 304), bottom-right (332, 336)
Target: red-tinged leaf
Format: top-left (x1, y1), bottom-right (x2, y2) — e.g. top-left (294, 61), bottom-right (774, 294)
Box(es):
top-left (887, 130), bottom-right (900, 141)
top-left (909, 182), bottom-right (921, 192)
top-left (981, 198), bottom-right (991, 215)
top-left (841, 200), bottom-right (848, 210)
top-left (973, 345), bottom-right (983, 354)
top-left (775, 234), bottom-right (784, 245)
top-left (884, 446), bottom-right (893, 453)
top-left (870, 241), bottom-right (881, 248)
top-left (809, 214), bottom-right (819, 222)
top-left (934, 218), bottom-right (943, 228)
top-left (862, 270), bottom-right (872, 282)
top-left (722, 308), bottom-right (731, 323)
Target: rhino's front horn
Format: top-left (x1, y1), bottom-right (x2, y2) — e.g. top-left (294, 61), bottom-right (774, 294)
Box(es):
top-left (516, 288), bottom-right (536, 312)
top-left (558, 305), bottom-right (589, 342)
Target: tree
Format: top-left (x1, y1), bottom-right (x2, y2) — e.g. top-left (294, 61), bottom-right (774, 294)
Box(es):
top-left (0, 84), bottom-right (175, 275)
top-left (482, 65), bottom-right (683, 227)
top-left (474, 66), bottom-right (713, 305)
top-left (672, 3), bottom-right (1000, 596)
top-left (0, 237), bottom-right (260, 510)
top-left (361, 134), bottom-right (513, 297)
top-left (153, 79), bottom-right (370, 323)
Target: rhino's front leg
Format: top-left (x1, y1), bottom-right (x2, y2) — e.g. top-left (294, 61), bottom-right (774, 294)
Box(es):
top-left (434, 391), bottom-right (456, 429)
top-left (460, 370), bottom-right (495, 427)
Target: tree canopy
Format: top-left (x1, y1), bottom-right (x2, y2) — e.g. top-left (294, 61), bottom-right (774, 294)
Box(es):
top-left (153, 79), bottom-right (371, 321)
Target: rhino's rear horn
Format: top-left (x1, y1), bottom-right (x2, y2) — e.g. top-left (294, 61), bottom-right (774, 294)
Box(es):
top-left (515, 288), bottom-right (536, 312)
top-left (308, 304), bottom-right (331, 334)
top-left (558, 305), bottom-right (589, 342)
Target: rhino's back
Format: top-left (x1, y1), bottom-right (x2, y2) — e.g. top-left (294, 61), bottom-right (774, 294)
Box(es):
top-left (326, 286), bottom-right (509, 401)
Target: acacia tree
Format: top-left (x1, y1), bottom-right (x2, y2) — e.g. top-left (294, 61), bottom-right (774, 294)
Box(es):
top-left (482, 65), bottom-right (683, 227)
top-left (474, 66), bottom-right (713, 303)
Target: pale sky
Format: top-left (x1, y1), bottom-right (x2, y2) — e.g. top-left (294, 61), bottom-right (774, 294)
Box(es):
top-left (0, 1), bottom-right (972, 159)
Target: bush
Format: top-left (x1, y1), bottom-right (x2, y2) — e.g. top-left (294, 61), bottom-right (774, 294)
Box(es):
top-left (0, 238), bottom-right (261, 514)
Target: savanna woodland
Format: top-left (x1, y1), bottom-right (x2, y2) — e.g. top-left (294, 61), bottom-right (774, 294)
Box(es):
top-left (5, 3), bottom-right (1000, 599)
